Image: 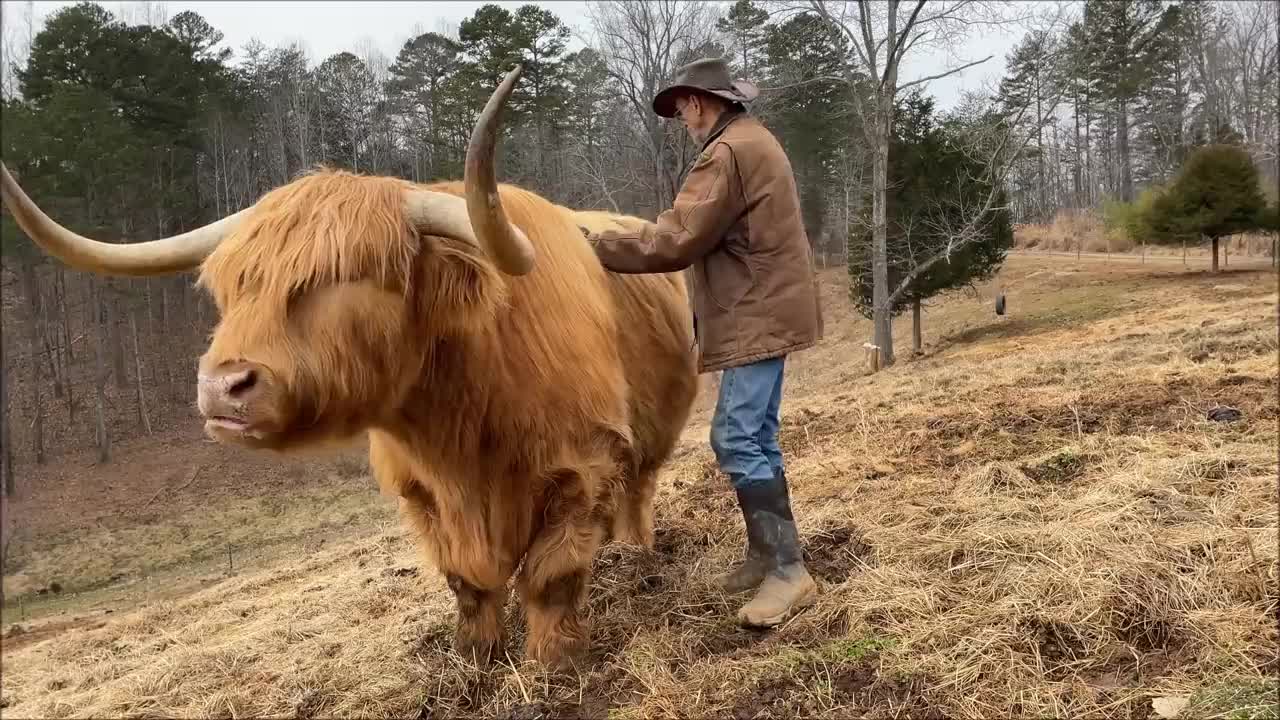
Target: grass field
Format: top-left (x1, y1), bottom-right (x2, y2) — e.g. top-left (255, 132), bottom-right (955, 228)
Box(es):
top-left (1, 253), bottom-right (1276, 719)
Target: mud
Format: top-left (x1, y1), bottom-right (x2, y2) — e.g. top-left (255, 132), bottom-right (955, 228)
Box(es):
top-left (803, 523), bottom-right (874, 585)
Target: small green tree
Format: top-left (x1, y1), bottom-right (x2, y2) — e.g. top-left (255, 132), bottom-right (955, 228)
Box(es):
top-left (848, 89), bottom-right (1014, 355)
top-left (1142, 144), bottom-right (1269, 272)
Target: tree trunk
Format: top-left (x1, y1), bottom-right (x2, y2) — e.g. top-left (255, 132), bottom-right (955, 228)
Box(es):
top-left (911, 299), bottom-right (922, 355)
top-left (1, 328), bottom-right (13, 497)
top-left (109, 285), bottom-right (128, 389)
top-left (1072, 89), bottom-right (1082, 207)
top-left (160, 281), bottom-right (175, 400)
top-left (1117, 99), bottom-right (1133, 202)
top-left (47, 278), bottom-right (64, 391)
top-left (1084, 88), bottom-right (1093, 206)
top-left (59, 269), bottom-right (73, 364)
top-left (1036, 72), bottom-right (1046, 219)
top-left (131, 313), bottom-right (152, 435)
top-left (42, 321), bottom-right (63, 400)
top-left (91, 280), bottom-right (110, 464)
top-left (145, 281), bottom-right (158, 384)
top-left (19, 260), bottom-right (45, 465)
top-left (1211, 235), bottom-right (1219, 273)
top-left (871, 95), bottom-right (894, 368)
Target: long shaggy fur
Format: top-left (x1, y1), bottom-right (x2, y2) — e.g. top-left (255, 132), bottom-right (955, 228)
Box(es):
top-left (195, 168), bottom-right (699, 667)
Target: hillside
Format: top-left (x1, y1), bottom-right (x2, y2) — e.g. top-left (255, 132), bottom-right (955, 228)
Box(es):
top-left (1, 254), bottom-right (1276, 719)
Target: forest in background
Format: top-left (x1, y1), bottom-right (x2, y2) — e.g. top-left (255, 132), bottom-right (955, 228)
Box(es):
top-left (0, 0), bottom-right (1276, 490)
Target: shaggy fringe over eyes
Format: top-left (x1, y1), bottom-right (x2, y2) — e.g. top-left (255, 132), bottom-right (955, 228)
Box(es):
top-left (198, 168), bottom-right (421, 308)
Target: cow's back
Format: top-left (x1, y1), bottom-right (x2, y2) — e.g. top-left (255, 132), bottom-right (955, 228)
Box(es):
top-left (569, 207), bottom-right (699, 475)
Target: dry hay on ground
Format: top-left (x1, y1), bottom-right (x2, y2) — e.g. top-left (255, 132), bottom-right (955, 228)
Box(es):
top-left (1014, 208), bottom-right (1277, 260)
top-left (2, 257), bottom-right (1276, 719)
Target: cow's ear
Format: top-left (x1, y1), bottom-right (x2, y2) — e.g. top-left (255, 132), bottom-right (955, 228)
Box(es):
top-left (412, 244), bottom-right (505, 336)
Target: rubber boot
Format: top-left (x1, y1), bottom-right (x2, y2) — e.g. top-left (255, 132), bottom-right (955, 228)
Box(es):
top-left (735, 468), bottom-right (818, 628)
top-left (717, 480), bottom-right (773, 594)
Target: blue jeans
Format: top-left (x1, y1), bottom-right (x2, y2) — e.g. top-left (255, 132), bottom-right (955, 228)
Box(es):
top-left (709, 355), bottom-right (786, 489)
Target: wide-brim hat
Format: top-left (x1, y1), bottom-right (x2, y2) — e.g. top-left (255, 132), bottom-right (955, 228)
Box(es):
top-left (652, 57), bottom-right (759, 118)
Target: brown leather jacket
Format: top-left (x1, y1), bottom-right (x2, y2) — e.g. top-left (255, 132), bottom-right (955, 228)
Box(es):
top-left (590, 109), bottom-right (823, 373)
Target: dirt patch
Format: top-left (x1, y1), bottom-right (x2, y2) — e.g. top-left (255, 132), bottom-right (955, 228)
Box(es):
top-left (1, 614), bottom-right (104, 653)
top-left (779, 407), bottom-right (850, 456)
top-left (1020, 449), bottom-right (1089, 484)
top-left (545, 663), bottom-right (644, 720)
top-left (731, 656), bottom-right (944, 720)
top-left (1021, 617), bottom-right (1090, 680)
top-left (804, 523), bottom-right (874, 585)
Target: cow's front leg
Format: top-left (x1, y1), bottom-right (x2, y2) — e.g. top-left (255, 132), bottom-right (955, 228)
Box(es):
top-left (612, 458), bottom-right (659, 549)
top-left (394, 478), bottom-right (511, 667)
top-left (517, 471), bottom-right (605, 670)
top-left (447, 573), bottom-right (508, 666)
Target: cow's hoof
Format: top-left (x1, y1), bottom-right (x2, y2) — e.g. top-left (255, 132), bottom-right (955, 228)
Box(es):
top-left (454, 628), bottom-right (504, 667)
top-left (525, 632), bottom-right (588, 673)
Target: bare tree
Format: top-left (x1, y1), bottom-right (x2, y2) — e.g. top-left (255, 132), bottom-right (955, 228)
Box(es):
top-left (771, 0), bottom-right (1056, 368)
top-left (1221, 1), bottom-right (1279, 186)
top-left (585, 0), bottom-right (724, 215)
top-left (887, 69), bottom-right (1070, 315)
top-left (0, 0), bottom-right (35, 100)
top-left (116, 0), bottom-right (169, 27)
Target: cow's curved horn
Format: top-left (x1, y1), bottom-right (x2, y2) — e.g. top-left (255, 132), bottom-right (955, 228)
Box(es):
top-left (0, 162), bottom-right (244, 276)
top-left (464, 64), bottom-right (536, 276)
top-left (403, 190), bottom-right (483, 247)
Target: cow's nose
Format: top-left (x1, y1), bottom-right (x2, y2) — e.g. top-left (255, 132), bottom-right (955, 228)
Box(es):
top-left (198, 361), bottom-right (264, 416)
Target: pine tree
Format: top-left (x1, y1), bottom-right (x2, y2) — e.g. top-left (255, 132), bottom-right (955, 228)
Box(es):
top-left (764, 12), bottom-right (855, 248)
top-left (1082, 0), bottom-right (1165, 202)
top-left (848, 89), bottom-right (1014, 353)
top-left (997, 30), bottom-right (1056, 222)
top-left (716, 0), bottom-right (770, 78)
top-left (1143, 143), bottom-right (1269, 272)
top-left (386, 31), bottom-right (464, 179)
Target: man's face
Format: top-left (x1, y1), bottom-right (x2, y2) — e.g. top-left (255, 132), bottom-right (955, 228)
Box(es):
top-left (674, 94), bottom-right (716, 143)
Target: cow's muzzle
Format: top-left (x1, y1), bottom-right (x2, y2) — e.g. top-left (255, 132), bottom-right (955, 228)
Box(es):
top-left (197, 360), bottom-right (271, 437)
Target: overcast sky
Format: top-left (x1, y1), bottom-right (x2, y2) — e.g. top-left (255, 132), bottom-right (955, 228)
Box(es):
top-left (6, 1), bottom-right (1047, 110)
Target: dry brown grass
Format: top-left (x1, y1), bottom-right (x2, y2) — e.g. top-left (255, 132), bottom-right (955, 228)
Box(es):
top-left (2, 255), bottom-right (1276, 719)
top-left (1015, 208), bottom-right (1278, 260)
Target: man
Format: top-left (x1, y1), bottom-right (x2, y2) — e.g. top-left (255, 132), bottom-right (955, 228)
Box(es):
top-left (585, 57), bottom-right (824, 628)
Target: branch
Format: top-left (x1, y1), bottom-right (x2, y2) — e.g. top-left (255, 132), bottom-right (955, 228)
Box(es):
top-left (887, 0), bottom-right (929, 82)
top-left (759, 75), bottom-right (847, 92)
top-left (898, 54), bottom-right (994, 92)
top-left (855, 0), bottom-right (880, 77)
top-left (884, 69), bottom-right (1070, 307)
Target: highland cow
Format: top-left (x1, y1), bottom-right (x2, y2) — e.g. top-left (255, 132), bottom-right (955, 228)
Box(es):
top-left (0, 66), bottom-right (699, 669)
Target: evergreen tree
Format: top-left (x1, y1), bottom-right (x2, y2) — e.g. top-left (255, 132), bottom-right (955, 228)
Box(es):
top-left (716, 0), bottom-right (770, 78)
top-left (848, 89), bottom-right (1014, 354)
top-left (763, 11), bottom-right (854, 248)
top-left (386, 31), bottom-right (465, 180)
top-left (1081, 0), bottom-right (1165, 203)
top-left (1132, 3), bottom-right (1194, 184)
top-left (1057, 18), bottom-right (1099, 208)
top-left (997, 30), bottom-right (1056, 222)
top-left (1142, 143), bottom-right (1269, 272)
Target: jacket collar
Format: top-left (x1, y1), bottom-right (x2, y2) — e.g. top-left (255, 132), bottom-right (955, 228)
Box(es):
top-left (700, 106), bottom-right (746, 152)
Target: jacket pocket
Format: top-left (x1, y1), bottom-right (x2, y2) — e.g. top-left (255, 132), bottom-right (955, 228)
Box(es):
top-left (703, 244), bottom-right (755, 311)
